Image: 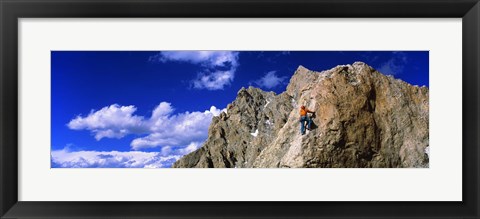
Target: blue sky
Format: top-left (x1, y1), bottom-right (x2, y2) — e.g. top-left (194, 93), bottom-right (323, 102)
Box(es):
top-left (51, 51), bottom-right (428, 168)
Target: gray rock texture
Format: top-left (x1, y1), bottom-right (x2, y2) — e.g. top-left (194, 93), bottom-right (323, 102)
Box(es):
top-left (173, 62), bottom-right (429, 168)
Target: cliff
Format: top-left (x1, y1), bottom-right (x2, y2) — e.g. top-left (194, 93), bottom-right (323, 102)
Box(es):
top-left (173, 62), bottom-right (429, 168)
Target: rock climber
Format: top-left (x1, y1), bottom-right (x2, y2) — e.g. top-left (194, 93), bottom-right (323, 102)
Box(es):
top-left (299, 105), bottom-right (315, 135)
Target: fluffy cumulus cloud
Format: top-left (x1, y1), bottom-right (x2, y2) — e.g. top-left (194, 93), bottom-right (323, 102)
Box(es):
top-left (67, 102), bottom-right (224, 151)
top-left (253, 71), bottom-right (288, 89)
top-left (149, 51), bottom-right (239, 90)
top-left (67, 104), bottom-right (147, 140)
top-left (51, 147), bottom-right (181, 168)
top-left (130, 104), bottom-right (222, 150)
top-left (377, 52), bottom-right (408, 75)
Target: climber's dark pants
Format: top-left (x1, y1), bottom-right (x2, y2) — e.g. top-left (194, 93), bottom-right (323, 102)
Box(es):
top-left (300, 116), bottom-right (312, 134)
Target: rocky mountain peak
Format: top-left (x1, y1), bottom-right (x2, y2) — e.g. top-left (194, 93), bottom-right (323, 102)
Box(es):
top-left (173, 63), bottom-right (429, 168)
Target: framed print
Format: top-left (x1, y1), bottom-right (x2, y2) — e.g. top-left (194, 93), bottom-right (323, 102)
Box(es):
top-left (1, 0), bottom-right (479, 218)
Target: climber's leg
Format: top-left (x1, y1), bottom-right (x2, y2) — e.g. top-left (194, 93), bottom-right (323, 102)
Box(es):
top-left (300, 116), bottom-right (306, 134)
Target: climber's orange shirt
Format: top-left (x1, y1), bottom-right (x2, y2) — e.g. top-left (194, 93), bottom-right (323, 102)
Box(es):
top-left (300, 108), bottom-right (312, 116)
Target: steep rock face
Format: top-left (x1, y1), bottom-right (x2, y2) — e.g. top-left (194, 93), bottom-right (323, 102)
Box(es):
top-left (173, 62), bottom-right (429, 168)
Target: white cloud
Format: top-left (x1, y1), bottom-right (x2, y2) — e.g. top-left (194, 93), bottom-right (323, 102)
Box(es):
top-left (149, 51), bottom-right (239, 90)
top-left (150, 51), bottom-right (238, 68)
top-left (253, 71), bottom-right (288, 89)
top-left (151, 102), bottom-right (174, 119)
top-left (51, 147), bottom-right (181, 168)
top-left (182, 142), bottom-right (203, 154)
top-left (131, 105), bottom-right (221, 150)
top-left (67, 102), bottom-right (224, 151)
top-left (67, 104), bottom-right (146, 140)
top-left (377, 52), bottom-right (408, 75)
top-left (208, 105), bottom-right (223, 116)
top-left (192, 70), bottom-right (235, 90)
top-left (160, 142), bottom-right (203, 157)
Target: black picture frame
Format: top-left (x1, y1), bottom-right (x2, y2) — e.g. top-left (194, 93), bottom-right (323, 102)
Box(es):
top-left (1, 0), bottom-right (479, 218)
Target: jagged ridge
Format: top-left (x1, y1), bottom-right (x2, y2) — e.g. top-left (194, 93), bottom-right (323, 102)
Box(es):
top-left (173, 62), bottom-right (429, 168)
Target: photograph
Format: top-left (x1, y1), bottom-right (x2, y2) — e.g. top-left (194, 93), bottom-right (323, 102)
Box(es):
top-left (51, 51), bottom-right (429, 168)
top-left (2, 0), bottom-right (478, 217)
